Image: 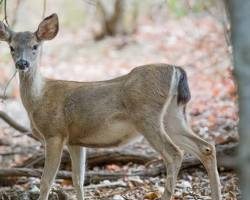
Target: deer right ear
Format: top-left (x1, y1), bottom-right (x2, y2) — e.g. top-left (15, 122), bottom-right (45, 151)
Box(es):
top-left (36, 13), bottom-right (59, 41)
top-left (0, 22), bottom-right (12, 42)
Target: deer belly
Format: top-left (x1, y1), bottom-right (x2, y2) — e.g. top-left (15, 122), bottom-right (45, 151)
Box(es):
top-left (70, 121), bottom-right (140, 148)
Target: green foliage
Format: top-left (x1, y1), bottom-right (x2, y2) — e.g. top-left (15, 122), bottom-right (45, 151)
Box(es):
top-left (167, 0), bottom-right (188, 17)
top-left (167, 0), bottom-right (214, 18)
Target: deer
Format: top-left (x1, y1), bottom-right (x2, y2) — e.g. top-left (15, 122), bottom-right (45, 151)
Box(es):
top-left (0, 14), bottom-right (222, 200)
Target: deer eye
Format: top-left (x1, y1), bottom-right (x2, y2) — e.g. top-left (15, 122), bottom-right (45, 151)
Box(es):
top-left (32, 44), bottom-right (39, 50)
top-left (10, 46), bottom-right (14, 52)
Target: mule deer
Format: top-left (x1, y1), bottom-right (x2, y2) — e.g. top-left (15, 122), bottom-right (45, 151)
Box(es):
top-left (0, 14), bottom-right (222, 200)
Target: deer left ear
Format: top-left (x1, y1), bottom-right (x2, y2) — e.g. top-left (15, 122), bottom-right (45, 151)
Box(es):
top-left (0, 21), bottom-right (12, 42)
top-left (36, 13), bottom-right (59, 41)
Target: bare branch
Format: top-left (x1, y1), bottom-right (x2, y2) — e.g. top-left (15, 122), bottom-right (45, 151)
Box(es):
top-left (10, 0), bottom-right (21, 27)
top-left (42, 0), bottom-right (47, 19)
top-left (0, 111), bottom-right (29, 133)
top-left (0, 167), bottom-right (160, 183)
top-left (0, 168), bottom-right (70, 179)
top-left (0, 94), bottom-right (12, 99)
top-left (3, 0), bottom-right (8, 26)
top-left (0, 111), bottom-right (37, 140)
top-left (39, 0), bottom-right (47, 66)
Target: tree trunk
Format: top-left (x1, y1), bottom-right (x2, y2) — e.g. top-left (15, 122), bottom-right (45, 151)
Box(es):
top-left (226, 1), bottom-right (250, 199)
top-left (94, 0), bottom-right (138, 40)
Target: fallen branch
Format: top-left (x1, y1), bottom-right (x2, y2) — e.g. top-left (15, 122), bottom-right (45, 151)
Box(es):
top-left (0, 141), bottom-right (238, 184)
top-left (0, 167), bottom-right (162, 185)
top-left (84, 180), bottom-right (126, 189)
top-left (20, 142), bottom-right (238, 171)
top-left (20, 149), bottom-right (156, 168)
top-left (0, 168), bottom-right (71, 179)
top-left (0, 143), bottom-right (237, 187)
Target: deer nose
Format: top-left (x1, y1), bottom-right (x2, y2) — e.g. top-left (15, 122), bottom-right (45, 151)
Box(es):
top-left (16, 59), bottom-right (30, 70)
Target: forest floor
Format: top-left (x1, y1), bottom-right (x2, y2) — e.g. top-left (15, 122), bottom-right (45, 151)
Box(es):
top-left (0, 9), bottom-right (239, 200)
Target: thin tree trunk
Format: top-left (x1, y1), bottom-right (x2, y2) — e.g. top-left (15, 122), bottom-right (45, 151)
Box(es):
top-left (226, 1), bottom-right (250, 199)
top-left (94, 0), bottom-right (137, 40)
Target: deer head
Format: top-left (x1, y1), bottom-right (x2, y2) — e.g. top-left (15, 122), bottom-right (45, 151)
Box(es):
top-left (0, 14), bottom-right (58, 72)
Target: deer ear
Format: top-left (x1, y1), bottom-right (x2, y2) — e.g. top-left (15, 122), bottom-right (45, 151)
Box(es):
top-left (36, 13), bottom-right (59, 41)
top-left (0, 21), bottom-right (12, 42)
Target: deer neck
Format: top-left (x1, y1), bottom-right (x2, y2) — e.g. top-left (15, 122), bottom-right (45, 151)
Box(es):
top-left (19, 64), bottom-right (45, 110)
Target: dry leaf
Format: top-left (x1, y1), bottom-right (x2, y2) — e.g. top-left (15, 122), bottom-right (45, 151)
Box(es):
top-left (144, 192), bottom-right (160, 200)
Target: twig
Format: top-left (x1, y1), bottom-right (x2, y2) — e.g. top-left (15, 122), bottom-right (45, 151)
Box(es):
top-left (10, 0), bottom-right (21, 27)
top-left (0, 110), bottom-right (37, 140)
top-left (1, 70), bottom-right (17, 102)
top-left (84, 0), bottom-right (96, 6)
top-left (85, 180), bottom-right (126, 189)
top-left (0, 94), bottom-right (12, 99)
top-left (0, 111), bottom-right (29, 133)
top-left (3, 0), bottom-right (8, 26)
top-left (0, 151), bottom-right (27, 156)
top-left (23, 155), bottom-right (44, 168)
top-left (42, 0), bottom-right (47, 19)
top-left (39, 0), bottom-right (47, 66)
top-left (0, 168), bottom-right (71, 179)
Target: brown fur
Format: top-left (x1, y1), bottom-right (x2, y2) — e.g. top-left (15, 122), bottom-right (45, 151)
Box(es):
top-left (26, 64), bottom-right (173, 146)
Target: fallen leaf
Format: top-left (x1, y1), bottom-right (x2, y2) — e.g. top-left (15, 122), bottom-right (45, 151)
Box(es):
top-left (144, 192), bottom-right (160, 200)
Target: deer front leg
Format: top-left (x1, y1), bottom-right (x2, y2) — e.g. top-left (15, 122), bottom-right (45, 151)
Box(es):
top-left (68, 145), bottom-right (86, 200)
top-left (39, 136), bottom-right (65, 200)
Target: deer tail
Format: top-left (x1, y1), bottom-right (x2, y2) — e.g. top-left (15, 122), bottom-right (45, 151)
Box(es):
top-left (176, 67), bottom-right (191, 105)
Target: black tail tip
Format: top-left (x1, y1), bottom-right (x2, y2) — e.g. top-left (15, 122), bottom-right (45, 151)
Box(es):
top-left (177, 67), bottom-right (191, 105)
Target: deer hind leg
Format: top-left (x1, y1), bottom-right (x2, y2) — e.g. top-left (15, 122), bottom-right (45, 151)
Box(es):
top-left (136, 108), bottom-right (183, 200)
top-left (39, 136), bottom-right (65, 200)
top-left (164, 102), bottom-right (222, 200)
top-left (67, 145), bottom-right (86, 200)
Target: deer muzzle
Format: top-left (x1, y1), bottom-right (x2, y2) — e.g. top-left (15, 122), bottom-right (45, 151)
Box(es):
top-left (16, 59), bottom-right (30, 71)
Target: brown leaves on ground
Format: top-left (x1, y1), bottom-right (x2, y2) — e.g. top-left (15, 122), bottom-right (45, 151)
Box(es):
top-left (144, 192), bottom-right (160, 200)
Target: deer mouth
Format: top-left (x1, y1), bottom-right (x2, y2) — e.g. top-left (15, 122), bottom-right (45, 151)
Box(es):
top-left (15, 59), bottom-right (30, 72)
top-left (18, 67), bottom-right (29, 72)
